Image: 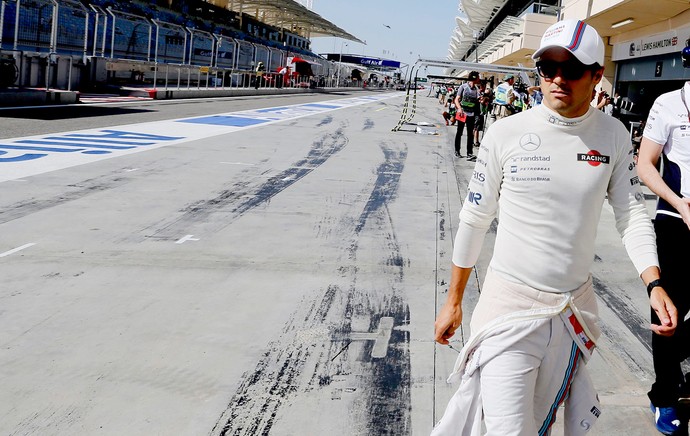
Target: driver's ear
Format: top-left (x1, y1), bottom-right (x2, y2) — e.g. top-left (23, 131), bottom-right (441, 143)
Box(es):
top-left (592, 68), bottom-right (604, 83)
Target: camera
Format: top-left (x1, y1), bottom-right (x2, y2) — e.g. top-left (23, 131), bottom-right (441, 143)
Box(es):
top-left (513, 82), bottom-right (528, 94)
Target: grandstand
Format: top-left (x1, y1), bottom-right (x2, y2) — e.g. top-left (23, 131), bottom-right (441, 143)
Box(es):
top-left (0, 0), bottom-right (367, 92)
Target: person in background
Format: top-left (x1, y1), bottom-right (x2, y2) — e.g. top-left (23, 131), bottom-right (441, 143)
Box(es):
top-left (439, 84), bottom-right (448, 105)
top-left (493, 74), bottom-right (517, 119)
top-left (482, 81), bottom-right (494, 114)
top-left (254, 61), bottom-right (265, 89)
top-left (612, 91), bottom-right (623, 118)
top-left (528, 85), bottom-right (543, 107)
top-left (631, 119), bottom-right (646, 162)
top-left (442, 86), bottom-right (458, 126)
top-left (603, 97), bottom-right (614, 116)
top-left (636, 40), bottom-right (690, 436)
top-left (473, 81), bottom-right (491, 147)
top-left (595, 89), bottom-right (608, 110)
top-left (511, 82), bottom-right (528, 113)
top-left (454, 71), bottom-right (481, 161)
top-left (432, 19), bottom-right (676, 436)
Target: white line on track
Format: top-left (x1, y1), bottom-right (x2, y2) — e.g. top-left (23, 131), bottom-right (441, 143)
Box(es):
top-left (175, 235), bottom-right (200, 244)
top-left (0, 243), bottom-right (36, 258)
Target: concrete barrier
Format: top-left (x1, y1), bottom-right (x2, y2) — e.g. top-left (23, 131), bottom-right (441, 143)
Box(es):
top-left (0, 89), bottom-right (80, 107)
top-left (0, 85), bottom-right (390, 107)
top-left (129, 86), bottom-right (371, 100)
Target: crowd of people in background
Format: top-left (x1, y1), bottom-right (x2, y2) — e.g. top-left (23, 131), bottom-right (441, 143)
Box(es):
top-left (592, 89), bottom-right (648, 159)
top-left (434, 72), bottom-right (547, 160)
top-left (432, 71), bottom-right (645, 162)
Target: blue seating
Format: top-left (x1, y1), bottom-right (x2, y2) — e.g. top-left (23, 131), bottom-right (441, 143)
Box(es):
top-left (1, 0), bottom-right (323, 64)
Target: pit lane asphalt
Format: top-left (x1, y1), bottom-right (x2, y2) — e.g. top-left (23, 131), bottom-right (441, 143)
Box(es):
top-left (0, 90), bottom-right (661, 435)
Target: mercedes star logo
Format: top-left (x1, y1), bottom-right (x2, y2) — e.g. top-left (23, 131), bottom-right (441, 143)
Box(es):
top-left (519, 133), bottom-right (541, 151)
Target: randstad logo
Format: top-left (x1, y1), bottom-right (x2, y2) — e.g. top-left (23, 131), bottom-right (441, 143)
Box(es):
top-left (577, 150), bottom-right (610, 166)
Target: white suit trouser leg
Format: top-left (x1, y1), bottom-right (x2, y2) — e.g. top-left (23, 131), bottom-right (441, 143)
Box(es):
top-left (479, 318), bottom-right (581, 436)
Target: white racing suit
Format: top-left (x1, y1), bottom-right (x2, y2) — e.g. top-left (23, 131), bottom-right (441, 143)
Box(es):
top-left (431, 269), bottom-right (601, 436)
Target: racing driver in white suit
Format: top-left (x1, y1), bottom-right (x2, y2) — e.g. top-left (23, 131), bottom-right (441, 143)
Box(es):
top-left (432, 19), bottom-right (678, 436)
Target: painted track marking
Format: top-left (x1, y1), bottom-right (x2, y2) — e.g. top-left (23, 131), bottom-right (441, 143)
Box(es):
top-left (0, 93), bottom-right (403, 183)
top-left (0, 243), bottom-right (36, 258)
top-left (175, 235), bottom-right (200, 244)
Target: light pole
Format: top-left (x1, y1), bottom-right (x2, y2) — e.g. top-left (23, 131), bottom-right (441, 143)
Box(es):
top-left (336, 40), bottom-right (347, 87)
top-left (473, 32), bottom-right (479, 63)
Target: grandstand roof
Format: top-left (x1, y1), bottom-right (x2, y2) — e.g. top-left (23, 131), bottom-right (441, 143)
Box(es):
top-left (223, 0), bottom-right (364, 43)
top-left (450, 0), bottom-right (509, 62)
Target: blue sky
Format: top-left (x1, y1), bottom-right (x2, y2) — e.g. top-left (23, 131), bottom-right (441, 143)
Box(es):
top-left (309, 0), bottom-right (460, 66)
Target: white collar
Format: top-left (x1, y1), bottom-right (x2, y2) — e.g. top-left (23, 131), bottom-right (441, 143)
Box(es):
top-left (539, 104), bottom-right (593, 127)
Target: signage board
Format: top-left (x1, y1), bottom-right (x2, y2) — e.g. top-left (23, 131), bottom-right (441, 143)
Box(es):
top-left (613, 26), bottom-right (690, 61)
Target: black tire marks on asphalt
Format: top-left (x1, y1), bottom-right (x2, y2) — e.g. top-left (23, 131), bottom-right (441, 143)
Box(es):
top-left (211, 141), bottom-right (412, 436)
top-left (0, 155), bottom-right (192, 226)
top-left (350, 142), bottom-right (411, 434)
top-left (316, 115), bottom-right (333, 127)
top-left (0, 173), bottom-right (133, 225)
top-left (210, 285), bottom-right (339, 436)
top-left (144, 128), bottom-right (349, 240)
top-left (355, 144), bottom-right (407, 235)
top-left (592, 275), bottom-right (651, 354)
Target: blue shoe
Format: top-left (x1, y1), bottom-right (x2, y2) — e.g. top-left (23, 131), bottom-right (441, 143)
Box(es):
top-left (651, 403), bottom-right (684, 435)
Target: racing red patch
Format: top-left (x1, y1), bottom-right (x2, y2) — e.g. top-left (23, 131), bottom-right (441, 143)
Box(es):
top-left (577, 150), bottom-right (610, 166)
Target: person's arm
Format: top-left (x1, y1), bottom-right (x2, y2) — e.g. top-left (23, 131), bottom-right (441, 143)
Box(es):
top-left (455, 86), bottom-right (464, 114)
top-left (640, 266), bottom-right (677, 336)
top-left (607, 125), bottom-right (678, 336)
top-left (434, 128), bottom-right (501, 344)
top-left (637, 137), bottom-right (690, 229)
top-left (434, 265), bottom-right (473, 344)
top-left (596, 97), bottom-right (607, 109)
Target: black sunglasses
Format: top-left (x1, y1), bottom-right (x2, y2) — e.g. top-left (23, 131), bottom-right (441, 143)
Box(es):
top-left (536, 59), bottom-right (597, 81)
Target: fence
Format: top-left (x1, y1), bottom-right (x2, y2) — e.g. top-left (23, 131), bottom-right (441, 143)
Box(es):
top-left (101, 57), bottom-right (330, 90)
top-left (152, 19), bottom-right (186, 64)
top-left (1, 0), bottom-right (87, 54)
top-left (0, 0), bottom-right (364, 91)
